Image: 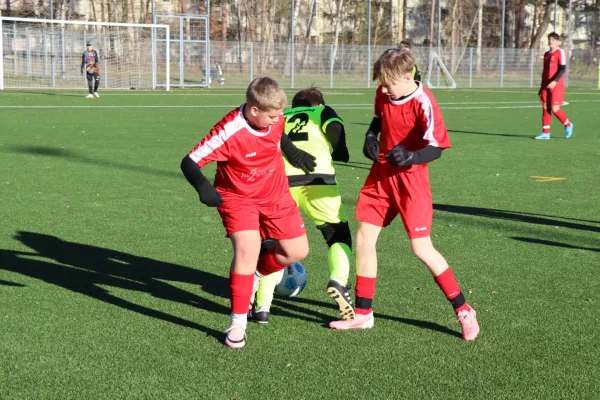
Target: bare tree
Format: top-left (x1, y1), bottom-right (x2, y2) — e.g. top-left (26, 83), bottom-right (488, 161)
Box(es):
top-left (529, 0), bottom-right (554, 49)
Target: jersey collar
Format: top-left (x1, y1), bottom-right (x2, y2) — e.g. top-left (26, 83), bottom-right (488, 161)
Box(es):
top-left (388, 82), bottom-right (423, 106)
top-left (239, 105), bottom-right (271, 137)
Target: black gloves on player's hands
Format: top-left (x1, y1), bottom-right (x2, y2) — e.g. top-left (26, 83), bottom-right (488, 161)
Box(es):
top-left (197, 179), bottom-right (223, 207)
top-left (363, 132), bottom-right (380, 163)
top-left (280, 134), bottom-right (316, 174)
top-left (331, 146), bottom-right (350, 163)
top-left (385, 145), bottom-right (415, 167)
top-left (286, 148), bottom-right (317, 174)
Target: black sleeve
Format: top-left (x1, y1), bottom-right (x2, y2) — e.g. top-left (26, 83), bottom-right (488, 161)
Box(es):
top-left (326, 122), bottom-right (349, 162)
top-left (551, 65), bottom-right (566, 82)
top-left (81, 53), bottom-right (85, 70)
top-left (181, 154), bottom-right (208, 191)
top-left (412, 145), bottom-right (442, 165)
top-left (94, 51), bottom-right (99, 66)
top-left (367, 117), bottom-right (382, 137)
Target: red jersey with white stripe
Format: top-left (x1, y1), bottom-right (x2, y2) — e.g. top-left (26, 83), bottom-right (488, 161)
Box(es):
top-left (374, 83), bottom-right (450, 168)
top-left (542, 48), bottom-right (566, 86)
top-left (188, 105), bottom-right (289, 205)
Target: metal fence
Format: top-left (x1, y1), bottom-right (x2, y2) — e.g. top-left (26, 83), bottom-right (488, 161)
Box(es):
top-left (210, 41), bottom-right (599, 89)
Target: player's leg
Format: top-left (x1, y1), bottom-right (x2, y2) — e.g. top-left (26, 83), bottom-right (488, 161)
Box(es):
top-left (550, 86), bottom-right (573, 138)
top-left (296, 185), bottom-right (354, 320)
top-left (399, 168), bottom-right (479, 341)
top-left (535, 91), bottom-right (552, 139)
top-left (86, 73), bottom-right (94, 98)
top-left (226, 229), bottom-right (262, 348)
top-left (219, 204), bottom-right (262, 348)
top-left (251, 239), bottom-right (280, 323)
top-left (330, 166), bottom-right (392, 330)
top-left (93, 73), bottom-right (100, 98)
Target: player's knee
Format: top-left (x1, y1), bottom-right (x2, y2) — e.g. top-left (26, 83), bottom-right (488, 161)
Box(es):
top-left (317, 222), bottom-right (352, 249)
top-left (279, 235), bottom-right (309, 263)
top-left (551, 105), bottom-right (560, 113)
top-left (410, 236), bottom-right (435, 260)
top-left (356, 227), bottom-right (376, 251)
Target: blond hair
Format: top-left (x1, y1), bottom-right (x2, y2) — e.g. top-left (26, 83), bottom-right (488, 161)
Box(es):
top-left (246, 76), bottom-right (287, 111)
top-left (372, 48), bottom-right (414, 86)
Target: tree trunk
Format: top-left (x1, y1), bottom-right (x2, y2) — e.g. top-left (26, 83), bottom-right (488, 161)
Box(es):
top-left (373, 1), bottom-right (384, 46)
top-left (450, 0), bottom-right (459, 73)
top-left (429, 0), bottom-right (435, 56)
top-left (330, 0), bottom-right (344, 71)
top-left (529, 0), bottom-right (553, 49)
top-left (301, 0), bottom-right (317, 73)
top-left (476, 0), bottom-right (482, 72)
top-left (282, 0), bottom-right (301, 75)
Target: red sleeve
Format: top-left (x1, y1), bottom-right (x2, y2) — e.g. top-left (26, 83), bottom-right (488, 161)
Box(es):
top-left (419, 92), bottom-right (451, 149)
top-left (558, 49), bottom-right (566, 66)
top-left (188, 111), bottom-right (242, 167)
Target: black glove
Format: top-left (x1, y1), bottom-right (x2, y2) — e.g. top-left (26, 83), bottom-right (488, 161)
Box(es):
top-left (363, 132), bottom-right (380, 163)
top-left (331, 146), bottom-right (349, 163)
top-left (197, 179), bottom-right (223, 207)
top-left (385, 145), bottom-right (414, 167)
top-left (280, 134), bottom-right (316, 174)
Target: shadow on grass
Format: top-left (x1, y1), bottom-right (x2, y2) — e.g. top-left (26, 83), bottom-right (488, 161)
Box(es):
top-left (333, 161), bottom-right (372, 171)
top-left (0, 279), bottom-right (25, 287)
top-left (7, 91), bottom-right (84, 98)
top-left (4, 145), bottom-right (181, 180)
top-left (512, 236), bottom-right (600, 253)
top-left (283, 296), bottom-right (462, 339)
top-left (0, 231), bottom-right (229, 342)
top-left (434, 204), bottom-right (600, 233)
top-left (448, 129), bottom-right (533, 138)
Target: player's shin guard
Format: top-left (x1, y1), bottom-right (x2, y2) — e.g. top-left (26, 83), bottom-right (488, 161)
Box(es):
top-left (553, 109), bottom-right (570, 127)
top-left (256, 247), bottom-right (286, 276)
top-left (355, 275), bottom-right (376, 315)
top-left (433, 268), bottom-right (470, 314)
top-left (88, 81), bottom-right (94, 94)
top-left (542, 108), bottom-right (552, 133)
top-left (94, 75), bottom-right (100, 92)
top-left (318, 222), bottom-right (352, 286)
top-left (229, 271), bottom-right (254, 316)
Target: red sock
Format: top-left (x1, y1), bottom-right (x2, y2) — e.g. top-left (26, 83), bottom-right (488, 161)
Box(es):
top-left (229, 271), bottom-right (254, 314)
top-left (355, 275), bottom-right (377, 315)
top-left (433, 268), bottom-right (470, 314)
top-left (542, 108), bottom-right (552, 133)
top-left (256, 248), bottom-right (286, 276)
top-left (553, 109), bottom-right (571, 127)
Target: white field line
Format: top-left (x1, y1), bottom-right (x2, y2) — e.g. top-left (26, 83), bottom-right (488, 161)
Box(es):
top-left (1, 99), bottom-right (598, 110)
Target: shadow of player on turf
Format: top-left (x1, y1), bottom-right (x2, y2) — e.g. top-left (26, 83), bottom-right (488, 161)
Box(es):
top-left (273, 296), bottom-right (462, 339)
top-left (0, 231), bottom-right (231, 341)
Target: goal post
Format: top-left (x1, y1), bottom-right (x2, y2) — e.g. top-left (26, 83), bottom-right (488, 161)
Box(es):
top-left (426, 51), bottom-right (457, 89)
top-left (0, 16), bottom-right (170, 91)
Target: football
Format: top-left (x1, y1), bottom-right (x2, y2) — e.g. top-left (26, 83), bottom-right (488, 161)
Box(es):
top-left (274, 262), bottom-right (307, 298)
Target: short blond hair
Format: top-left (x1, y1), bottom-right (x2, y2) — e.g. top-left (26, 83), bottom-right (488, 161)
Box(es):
top-left (246, 76), bottom-right (287, 110)
top-left (372, 48), bottom-right (414, 86)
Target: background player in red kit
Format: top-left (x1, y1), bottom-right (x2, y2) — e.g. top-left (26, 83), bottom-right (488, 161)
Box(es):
top-left (535, 32), bottom-right (574, 140)
top-left (180, 77), bottom-right (316, 349)
top-left (329, 49), bottom-right (480, 341)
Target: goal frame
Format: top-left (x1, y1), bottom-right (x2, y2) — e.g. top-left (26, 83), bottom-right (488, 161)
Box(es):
top-left (426, 51), bottom-right (457, 89)
top-left (0, 16), bottom-right (171, 91)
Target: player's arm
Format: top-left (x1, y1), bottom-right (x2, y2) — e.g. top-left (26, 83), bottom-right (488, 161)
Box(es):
top-left (81, 53), bottom-right (85, 74)
top-left (386, 99), bottom-right (448, 167)
top-left (180, 155), bottom-right (222, 207)
top-left (363, 116), bottom-right (381, 163)
top-left (321, 106), bottom-right (349, 162)
top-left (94, 51), bottom-right (99, 67)
top-left (280, 133), bottom-right (316, 174)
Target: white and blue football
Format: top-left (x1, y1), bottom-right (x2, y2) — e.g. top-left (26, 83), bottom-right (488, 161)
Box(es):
top-left (274, 262), bottom-right (307, 298)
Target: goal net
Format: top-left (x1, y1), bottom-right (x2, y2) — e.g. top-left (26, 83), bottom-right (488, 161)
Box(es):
top-left (426, 52), bottom-right (457, 89)
top-left (0, 17), bottom-right (170, 90)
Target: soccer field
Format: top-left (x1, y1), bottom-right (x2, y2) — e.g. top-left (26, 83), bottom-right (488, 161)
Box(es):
top-left (1, 87), bottom-right (599, 399)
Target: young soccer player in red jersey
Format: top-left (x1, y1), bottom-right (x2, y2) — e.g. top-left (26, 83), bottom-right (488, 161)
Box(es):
top-left (328, 49), bottom-right (480, 341)
top-left (535, 32), bottom-right (574, 139)
top-left (181, 77), bottom-right (316, 348)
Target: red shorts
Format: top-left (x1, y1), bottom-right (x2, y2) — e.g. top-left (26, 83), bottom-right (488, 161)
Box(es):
top-left (218, 194), bottom-right (306, 240)
top-left (540, 85), bottom-right (565, 106)
top-left (356, 163), bottom-right (432, 239)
